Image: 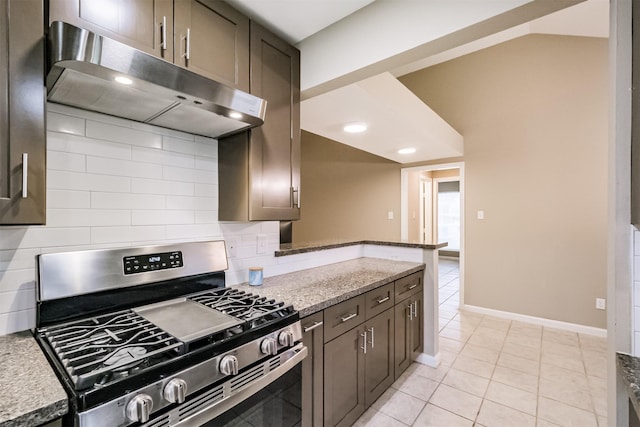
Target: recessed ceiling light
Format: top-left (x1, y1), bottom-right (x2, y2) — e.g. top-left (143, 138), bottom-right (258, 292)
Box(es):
top-left (398, 147), bottom-right (416, 155)
top-left (229, 112), bottom-right (243, 119)
top-left (114, 76), bottom-right (133, 85)
top-left (343, 122), bottom-right (367, 133)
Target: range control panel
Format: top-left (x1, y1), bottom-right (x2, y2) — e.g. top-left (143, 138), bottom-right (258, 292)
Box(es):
top-left (123, 251), bottom-right (183, 275)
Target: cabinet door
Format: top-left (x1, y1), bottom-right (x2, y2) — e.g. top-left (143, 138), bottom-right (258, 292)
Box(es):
top-left (49, 0), bottom-right (174, 61)
top-left (364, 310), bottom-right (394, 407)
top-left (0, 0), bottom-right (45, 225)
top-left (173, 0), bottom-right (249, 91)
top-left (301, 312), bottom-right (324, 427)
top-left (393, 300), bottom-right (411, 379)
top-left (411, 293), bottom-right (424, 359)
top-left (324, 326), bottom-right (365, 427)
top-left (248, 22), bottom-right (301, 220)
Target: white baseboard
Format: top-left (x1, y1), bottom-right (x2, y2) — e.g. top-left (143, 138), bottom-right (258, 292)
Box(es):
top-left (461, 304), bottom-right (607, 338)
top-left (415, 352), bottom-right (440, 368)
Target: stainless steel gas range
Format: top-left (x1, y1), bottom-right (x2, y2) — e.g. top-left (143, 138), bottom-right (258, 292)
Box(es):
top-left (33, 240), bottom-right (306, 427)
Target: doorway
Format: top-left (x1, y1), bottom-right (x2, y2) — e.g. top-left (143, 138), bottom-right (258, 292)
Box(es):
top-left (401, 162), bottom-right (464, 310)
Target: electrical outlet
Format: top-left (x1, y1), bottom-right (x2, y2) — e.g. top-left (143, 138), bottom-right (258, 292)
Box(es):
top-left (595, 298), bottom-right (606, 310)
top-left (257, 234), bottom-right (268, 254)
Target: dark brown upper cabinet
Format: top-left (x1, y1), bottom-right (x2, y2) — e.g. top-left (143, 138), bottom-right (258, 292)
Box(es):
top-left (218, 22), bottom-right (301, 221)
top-left (0, 0), bottom-right (46, 225)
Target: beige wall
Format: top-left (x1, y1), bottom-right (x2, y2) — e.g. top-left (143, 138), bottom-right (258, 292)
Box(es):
top-left (401, 34), bottom-right (608, 328)
top-left (292, 131), bottom-right (401, 242)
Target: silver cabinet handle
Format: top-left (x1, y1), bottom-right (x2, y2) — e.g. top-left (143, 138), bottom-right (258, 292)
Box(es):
top-left (376, 296), bottom-right (390, 304)
top-left (408, 284), bottom-right (418, 290)
top-left (303, 320), bottom-right (323, 332)
top-left (21, 153), bottom-right (28, 198)
top-left (292, 187), bottom-right (300, 208)
top-left (368, 327), bottom-right (374, 349)
top-left (184, 27), bottom-right (191, 60)
top-left (361, 330), bottom-right (367, 354)
top-left (340, 312), bottom-right (357, 323)
top-left (161, 16), bottom-right (167, 51)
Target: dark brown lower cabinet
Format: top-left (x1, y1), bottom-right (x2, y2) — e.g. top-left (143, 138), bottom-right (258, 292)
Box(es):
top-left (302, 312), bottom-right (324, 427)
top-left (323, 310), bottom-right (394, 427)
top-left (394, 291), bottom-right (423, 379)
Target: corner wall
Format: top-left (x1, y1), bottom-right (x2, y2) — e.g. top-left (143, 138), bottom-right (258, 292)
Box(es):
top-left (400, 34), bottom-right (608, 328)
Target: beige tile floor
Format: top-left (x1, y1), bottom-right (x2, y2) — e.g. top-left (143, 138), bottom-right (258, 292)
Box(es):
top-left (353, 258), bottom-right (607, 427)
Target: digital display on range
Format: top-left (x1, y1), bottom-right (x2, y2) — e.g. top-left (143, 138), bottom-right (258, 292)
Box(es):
top-left (123, 251), bottom-right (183, 275)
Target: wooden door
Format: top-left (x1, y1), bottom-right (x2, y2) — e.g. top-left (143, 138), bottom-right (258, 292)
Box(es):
top-left (364, 310), bottom-right (394, 407)
top-left (393, 300), bottom-right (411, 379)
top-left (173, 0), bottom-right (249, 91)
top-left (0, 0), bottom-right (45, 224)
top-left (302, 312), bottom-right (324, 427)
top-left (49, 0), bottom-right (174, 61)
top-left (248, 22), bottom-right (301, 220)
top-left (324, 326), bottom-right (365, 427)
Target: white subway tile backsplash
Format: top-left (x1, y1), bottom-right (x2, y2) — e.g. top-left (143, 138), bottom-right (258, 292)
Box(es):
top-left (166, 195), bottom-right (216, 210)
top-left (0, 309), bottom-right (35, 335)
top-left (86, 120), bottom-right (163, 149)
top-left (48, 209), bottom-right (131, 227)
top-left (47, 111), bottom-right (85, 135)
top-left (0, 227), bottom-right (90, 250)
top-left (91, 192), bottom-right (166, 210)
top-left (0, 249), bottom-right (40, 272)
top-left (163, 136), bottom-right (217, 158)
top-left (91, 225), bottom-right (166, 244)
top-left (0, 288), bottom-right (36, 314)
top-left (48, 103), bottom-right (134, 127)
top-left (165, 224), bottom-right (222, 240)
top-left (195, 157), bottom-right (217, 171)
top-left (87, 156), bottom-right (163, 179)
top-left (132, 146), bottom-right (195, 168)
top-left (47, 131), bottom-right (132, 160)
top-left (47, 189), bottom-right (90, 209)
top-left (163, 166), bottom-right (216, 183)
top-left (47, 151), bottom-right (86, 172)
top-left (195, 211), bottom-right (218, 224)
top-left (194, 183), bottom-right (217, 197)
top-left (0, 269), bottom-right (36, 293)
top-left (48, 170), bottom-right (131, 192)
top-left (132, 178), bottom-right (194, 196)
top-left (130, 122), bottom-right (196, 140)
top-left (132, 210), bottom-right (194, 226)
top-left (194, 135), bottom-right (218, 148)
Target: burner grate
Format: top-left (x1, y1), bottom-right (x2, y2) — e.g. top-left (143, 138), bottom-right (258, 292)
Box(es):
top-left (40, 310), bottom-right (183, 390)
top-left (190, 288), bottom-right (295, 328)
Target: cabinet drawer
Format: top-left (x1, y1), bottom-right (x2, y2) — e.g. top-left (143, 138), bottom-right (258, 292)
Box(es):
top-left (365, 283), bottom-right (394, 320)
top-left (394, 272), bottom-right (423, 302)
top-left (324, 295), bottom-right (366, 343)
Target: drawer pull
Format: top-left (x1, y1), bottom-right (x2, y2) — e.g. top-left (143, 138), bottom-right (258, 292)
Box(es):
top-left (340, 313), bottom-right (358, 323)
top-left (376, 296), bottom-right (390, 304)
top-left (361, 330), bottom-right (367, 354)
top-left (303, 321), bottom-right (323, 332)
top-left (408, 284), bottom-right (418, 290)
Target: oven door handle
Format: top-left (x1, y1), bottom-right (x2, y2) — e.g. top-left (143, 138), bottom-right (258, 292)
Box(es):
top-left (176, 343), bottom-right (308, 426)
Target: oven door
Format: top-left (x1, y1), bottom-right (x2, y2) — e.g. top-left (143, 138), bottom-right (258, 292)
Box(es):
top-left (144, 343), bottom-right (307, 427)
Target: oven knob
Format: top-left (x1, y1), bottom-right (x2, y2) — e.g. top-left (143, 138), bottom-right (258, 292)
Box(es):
top-left (278, 330), bottom-right (295, 347)
top-left (163, 378), bottom-right (188, 404)
top-left (219, 355), bottom-right (239, 376)
top-left (126, 393), bottom-right (154, 423)
top-left (260, 337), bottom-right (278, 356)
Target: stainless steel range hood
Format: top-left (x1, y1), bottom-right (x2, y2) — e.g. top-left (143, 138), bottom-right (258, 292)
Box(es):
top-left (46, 21), bottom-right (267, 138)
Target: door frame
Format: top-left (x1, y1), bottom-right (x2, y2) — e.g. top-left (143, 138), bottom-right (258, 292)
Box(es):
top-left (401, 161), bottom-right (465, 307)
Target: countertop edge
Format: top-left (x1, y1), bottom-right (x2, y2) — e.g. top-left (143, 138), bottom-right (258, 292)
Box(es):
top-left (617, 352), bottom-right (640, 418)
top-left (275, 240), bottom-right (448, 257)
top-left (0, 399), bottom-right (68, 427)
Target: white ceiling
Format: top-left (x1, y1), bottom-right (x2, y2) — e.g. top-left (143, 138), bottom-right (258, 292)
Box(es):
top-left (226, 0), bottom-right (609, 164)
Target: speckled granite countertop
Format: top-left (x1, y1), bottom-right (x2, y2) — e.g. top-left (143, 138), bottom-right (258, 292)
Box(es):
top-left (275, 239), bottom-right (447, 257)
top-left (0, 331), bottom-right (68, 427)
top-left (233, 257), bottom-right (424, 317)
top-left (617, 352), bottom-right (640, 417)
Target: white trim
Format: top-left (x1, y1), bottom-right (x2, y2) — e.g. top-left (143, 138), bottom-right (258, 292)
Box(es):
top-left (415, 352), bottom-right (440, 368)
top-left (462, 304), bottom-right (607, 338)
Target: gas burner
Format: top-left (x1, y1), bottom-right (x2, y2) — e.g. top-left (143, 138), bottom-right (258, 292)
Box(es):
top-left (104, 346), bottom-right (147, 370)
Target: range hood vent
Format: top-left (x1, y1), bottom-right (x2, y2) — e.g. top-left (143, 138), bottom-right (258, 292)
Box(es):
top-left (46, 22), bottom-right (267, 139)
